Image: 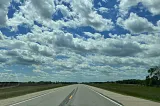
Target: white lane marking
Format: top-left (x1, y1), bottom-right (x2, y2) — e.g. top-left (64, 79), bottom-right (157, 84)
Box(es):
top-left (87, 87), bottom-right (123, 106)
top-left (8, 89), bottom-right (59, 106)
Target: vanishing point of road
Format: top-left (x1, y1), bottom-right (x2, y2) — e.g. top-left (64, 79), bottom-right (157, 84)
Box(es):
top-left (8, 84), bottom-right (122, 106)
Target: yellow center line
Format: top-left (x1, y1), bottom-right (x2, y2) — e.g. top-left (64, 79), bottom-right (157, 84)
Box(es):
top-left (69, 95), bottom-right (73, 99)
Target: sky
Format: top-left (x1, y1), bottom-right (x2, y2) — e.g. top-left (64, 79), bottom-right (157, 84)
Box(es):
top-left (0, 0), bottom-right (160, 82)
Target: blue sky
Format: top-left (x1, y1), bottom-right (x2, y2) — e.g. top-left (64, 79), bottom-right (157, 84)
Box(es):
top-left (0, 0), bottom-right (160, 82)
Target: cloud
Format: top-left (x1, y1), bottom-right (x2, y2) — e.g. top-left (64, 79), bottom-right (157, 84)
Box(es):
top-left (119, 0), bottom-right (160, 15)
top-left (7, 0), bottom-right (113, 32)
top-left (70, 0), bottom-right (114, 31)
top-left (0, 31), bottom-right (6, 40)
top-left (119, 0), bottom-right (139, 11)
top-left (144, 44), bottom-right (160, 57)
top-left (0, 0), bottom-right (11, 27)
top-left (98, 2), bottom-right (102, 6)
top-left (17, 30), bottom-right (145, 57)
top-left (10, 50), bottom-right (43, 65)
top-left (84, 32), bottom-right (103, 39)
top-left (5, 48), bottom-right (54, 65)
top-left (56, 5), bottom-right (71, 17)
top-left (101, 39), bottom-right (144, 56)
top-left (98, 7), bottom-right (109, 13)
top-left (5, 69), bottom-right (12, 72)
top-left (0, 35), bottom-right (55, 65)
top-left (32, 68), bottom-right (49, 77)
top-left (102, 0), bottom-right (108, 3)
top-left (109, 33), bottom-right (160, 59)
top-left (1, 25), bottom-right (160, 81)
top-left (1, 0), bottom-right (160, 81)
top-left (141, 0), bottom-right (160, 15)
top-left (117, 13), bottom-right (160, 33)
top-left (157, 20), bottom-right (160, 27)
top-left (54, 31), bottom-right (74, 48)
top-left (28, 42), bottom-right (55, 57)
top-left (7, 2), bottom-right (36, 30)
top-left (31, 0), bottom-right (55, 19)
top-left (0, 54), bottom-right (8, 63)
top-left (7, 0), bottom-right (57, 30)
top-left (0, 39), bottom-right (26, 49)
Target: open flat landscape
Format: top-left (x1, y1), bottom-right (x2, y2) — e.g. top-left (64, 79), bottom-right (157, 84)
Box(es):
top-left (90, 83), bottom-right (160, 102)
top-left (1, 84), bottom-right (160, 106)
top-left (1, 0), bottom-right (160, 106)
top-left (0, 84), bottom-right (67, 100)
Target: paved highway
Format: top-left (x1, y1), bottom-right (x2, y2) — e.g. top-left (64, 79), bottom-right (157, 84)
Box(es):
top-left (8, 84), bottom-right (122, 106)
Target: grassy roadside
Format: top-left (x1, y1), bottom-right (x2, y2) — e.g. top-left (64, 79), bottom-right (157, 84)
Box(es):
top-left (0, 84), bottom-right (68, 100)
top-left (89, 83), bottom-right (160, 102)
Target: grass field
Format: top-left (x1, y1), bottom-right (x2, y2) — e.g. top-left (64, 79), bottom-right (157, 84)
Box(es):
top-left (90, 83), bottom-right (160, 102)
top-left (0, 84), bottom-right (67, 100)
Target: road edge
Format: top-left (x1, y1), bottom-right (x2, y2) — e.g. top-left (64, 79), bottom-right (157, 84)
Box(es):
top-left (86, 85), bottom-right (124, 106)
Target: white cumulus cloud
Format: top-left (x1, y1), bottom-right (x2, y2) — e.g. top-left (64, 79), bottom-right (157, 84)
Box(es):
top-left (119, 0), bottom-right (160, 15)
top-left (0, 0), bottom-right (11, 27)
top-left (117, 13), bottom-right (160, 33)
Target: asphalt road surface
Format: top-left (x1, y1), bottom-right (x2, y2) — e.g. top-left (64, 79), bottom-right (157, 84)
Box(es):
top-left (8, 84), bottom-right (122, 106)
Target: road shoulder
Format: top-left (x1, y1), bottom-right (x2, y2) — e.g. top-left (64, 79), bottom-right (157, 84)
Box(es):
top-left (0, 85), bottom-right (72, 106)
top-left (87, 85), bottom-right (160, 106)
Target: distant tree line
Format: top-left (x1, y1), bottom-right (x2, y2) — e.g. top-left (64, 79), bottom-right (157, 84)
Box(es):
top-left (85, 66), bottom-right (160, 87)
top-left (0, 81), bottom-right (78, 88)
top-left (115, 79), bottom-right (145, 85)
top-left (83, 80), bottom-right (146, 85)
top-left (1, 66), bottom-right (159, 87)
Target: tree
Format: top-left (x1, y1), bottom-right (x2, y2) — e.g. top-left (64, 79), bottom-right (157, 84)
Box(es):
top-left (148, 66), bottom-right (160, 80)
top-left (146, 66), bottom-right (160, 86)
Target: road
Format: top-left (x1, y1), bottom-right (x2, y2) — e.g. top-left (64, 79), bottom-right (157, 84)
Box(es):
top-left (8, 84), bottom-right (122, 106)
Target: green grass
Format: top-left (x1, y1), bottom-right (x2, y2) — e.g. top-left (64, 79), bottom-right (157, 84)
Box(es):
top-left (0, 84), bottom-right (67, 100)
top-left (90, 83), bottom-right (160, 102)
